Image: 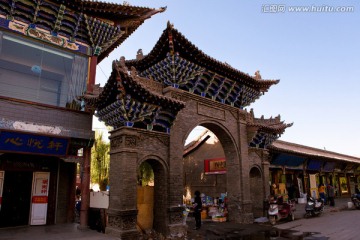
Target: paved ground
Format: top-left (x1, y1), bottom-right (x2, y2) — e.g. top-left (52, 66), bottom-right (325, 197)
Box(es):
top-left (185, 197), bottom-right (355, 239)
top-left (292, 196), bottom-right (350, 220)
top-left (0, 224), bottom-right (119, 240)
top-left (277, 208), bottom-right (360, 240)
top-left (0, 197), bottom-right (356, 239)
top-left (186, 197), bottom-right (358, 239)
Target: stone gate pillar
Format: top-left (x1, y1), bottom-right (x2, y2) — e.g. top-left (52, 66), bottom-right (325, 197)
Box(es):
top-left (79, 146), bottom-right (91, 229)
top-left (167, 118), bottom-right (189, 237)
top-left (238, 115), bottom-right (253, 223)
top-left (105, 128), bottom-right (139, 239)
top-left (262, 151), bottom-right (271, 199)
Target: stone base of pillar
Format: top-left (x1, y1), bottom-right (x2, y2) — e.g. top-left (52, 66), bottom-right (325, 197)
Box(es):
top-left (227, 201), bottom-right (254, 224)
top-left (240, 213), bottom-right (254, 224)
top-left (167, 223), bottom-right (187, 238)
top-left (77, 225), bottom-right (89, 231)
top-left (105, 226), bottom-right (140, 239)
top-left (166, 206), bottom-right (187, 238)
top-left (229, 211), bottom-right (254, 224)
top-left (105, 209), bottom-right (139, 240)
top-left (240, 201), bottom-right (254, 224)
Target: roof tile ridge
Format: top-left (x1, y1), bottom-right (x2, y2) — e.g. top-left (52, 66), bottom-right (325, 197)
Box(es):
top-left (169, 24), bottom-right (280, 85)
top-left (117, 65), bottom-right (185, 107)
top-left (273, 140), bottom-right (360, 160)
top-left (80, 0), bottom-right (165, 11)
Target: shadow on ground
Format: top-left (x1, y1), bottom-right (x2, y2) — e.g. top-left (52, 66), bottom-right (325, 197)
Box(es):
top-left (186, 221), bottom-right (328, 240)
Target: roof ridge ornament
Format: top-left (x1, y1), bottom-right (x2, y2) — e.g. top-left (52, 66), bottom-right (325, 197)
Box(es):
top-left (136, 49), bottom-right (144, 60)
top-left (254, 70), bottom-right (262, 80)
top-left (168, 26), bottom-right (175, 56)
top-left (167, 21), bottom-right (174, 29)
top-left (119, 56), bottom-right (128, 72)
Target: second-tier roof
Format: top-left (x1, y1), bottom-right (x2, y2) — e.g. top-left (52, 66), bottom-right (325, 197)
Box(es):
top-left (124, 22), bottom-right (279, 109)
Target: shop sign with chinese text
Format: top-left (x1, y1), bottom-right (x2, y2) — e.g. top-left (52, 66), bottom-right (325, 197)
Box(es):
top-left (0, 130), bottom-right (68, 156)
top-left (204, 158), bottom-right (226, 174)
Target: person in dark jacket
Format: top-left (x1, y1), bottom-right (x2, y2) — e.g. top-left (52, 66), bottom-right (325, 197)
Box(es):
top-left (327, 183), bottom-right (335, 206)
top-left (193, 190), bottom-right (202, 230)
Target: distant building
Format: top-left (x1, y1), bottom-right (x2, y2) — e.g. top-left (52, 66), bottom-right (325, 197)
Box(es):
top-left (269, 140), bottom-right (360, 200)
top-left (184, 133), bottom-right (360, 218)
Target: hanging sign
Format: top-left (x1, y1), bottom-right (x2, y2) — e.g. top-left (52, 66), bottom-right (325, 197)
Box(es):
top-left (309, 174), bottom-right (318, 199)
top-left (0, 130), bottom-right (68, 156)
top-left (204, 158), bottom-right (226, 175)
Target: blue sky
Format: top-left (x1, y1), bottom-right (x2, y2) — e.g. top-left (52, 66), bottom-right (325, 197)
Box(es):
top-left (94, 0), bottom-right (360, 157)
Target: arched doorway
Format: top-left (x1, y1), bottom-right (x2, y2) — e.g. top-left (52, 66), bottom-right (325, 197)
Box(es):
top-left (180, 121), bottom-right (245, 223)
top-left (137, 158), bottom-right (168, 234)
top-left (183, 126), bottom-right (227, 221)
top-left (249, 166), bottom-right (263, 218)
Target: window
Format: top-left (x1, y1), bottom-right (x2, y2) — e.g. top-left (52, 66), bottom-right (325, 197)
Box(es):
top-left (0, 31), bottom-right (88, 109)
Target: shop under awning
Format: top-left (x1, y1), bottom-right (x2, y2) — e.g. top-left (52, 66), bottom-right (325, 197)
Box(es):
top-left (322, 162), bottom-right (335, 172)
top-left (307, 159), bottom-right (323, 171)
top-left (344, 163), bottom-right (356, 172)
top-left (271, 153), bottom-right (306, 167)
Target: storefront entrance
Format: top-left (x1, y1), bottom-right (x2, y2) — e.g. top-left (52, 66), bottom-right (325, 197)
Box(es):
top-left (0, 171), bottom-right (32, 227)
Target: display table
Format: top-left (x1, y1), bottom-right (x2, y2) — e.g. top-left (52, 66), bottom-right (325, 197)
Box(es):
top-left (212, 217), bottom-right (227, 222)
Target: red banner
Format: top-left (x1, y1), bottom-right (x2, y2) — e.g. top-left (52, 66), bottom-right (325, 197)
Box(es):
top-left (204, 158), bottom-right (226, 174)
top-left (32, 196), bottom-right (48, 204)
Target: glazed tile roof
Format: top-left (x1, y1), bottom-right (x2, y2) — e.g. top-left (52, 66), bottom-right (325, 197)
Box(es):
top-left (82, 60), bottom-right (185, 131)
top-left (124, 22), bottom-right (279, 108)
top-left (247, 109), bottom-right (293, 135)
top-left (246, 108), bottom-right (292, 149)
top-left (0, 0), bottom-right (164, 62)
top-left (269, 140), bottom-right (360, 163)
top-left (84, 62), bottom-right (185, 110)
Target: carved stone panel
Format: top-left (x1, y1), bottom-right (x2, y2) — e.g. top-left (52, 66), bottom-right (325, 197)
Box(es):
top-left (125, 136), bottom-right (137, 148)
top-left (108, 215), bottom-right (121, 228)
top-left (168, 206), bottom-right (184, 225)
top-left (122, 215), bottom-right (137, 230)
top-left (107, 209), bottom-right (138, 230)
top-left (110, 137), bottom-right (123, 149)
top-left (197, 103), bottom-right (225, 120)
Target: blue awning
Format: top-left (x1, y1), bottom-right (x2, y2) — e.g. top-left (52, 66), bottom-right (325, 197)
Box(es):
top-left (307, 159), bottom-right (323, 171)
top-left (271, 153), bottom-right (306, 167)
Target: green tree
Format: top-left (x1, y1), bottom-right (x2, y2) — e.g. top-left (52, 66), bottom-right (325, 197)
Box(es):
top-left (137, 161), bottom-right (154, 186)
top-left (91, 131), bottom-right (110, 191)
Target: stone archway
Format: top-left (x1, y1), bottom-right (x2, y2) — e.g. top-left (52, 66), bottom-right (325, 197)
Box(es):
top-left (249, 166), bottom-right (264, 218)
top-left (84, 23), bottom-right (292, 239)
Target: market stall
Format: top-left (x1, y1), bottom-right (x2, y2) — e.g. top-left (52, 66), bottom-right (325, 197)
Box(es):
top-left (185, 193), bottom-right (228, 222)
